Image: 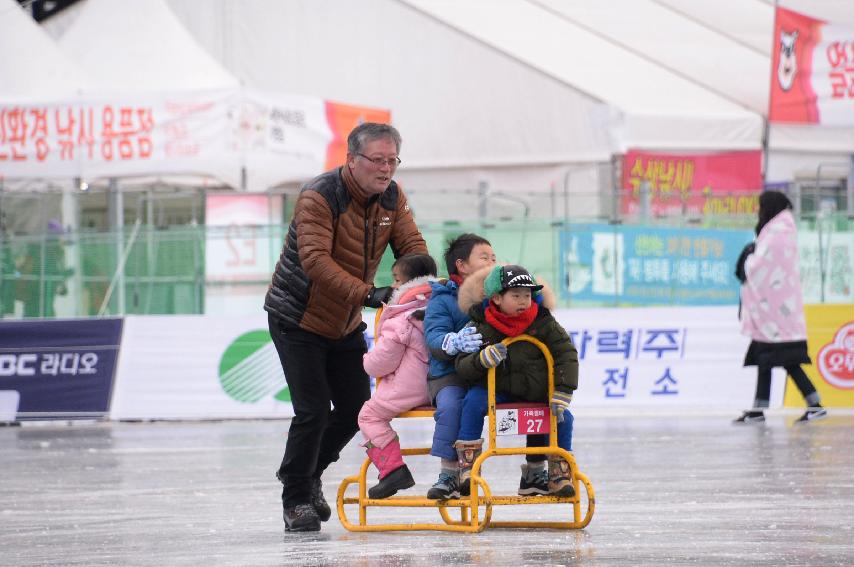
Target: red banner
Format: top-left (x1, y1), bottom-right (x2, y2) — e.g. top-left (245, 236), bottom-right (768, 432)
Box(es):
top-left (769, 7), bottom-right (854, 125)
top-left (621, 150), bottom-right (762, 216)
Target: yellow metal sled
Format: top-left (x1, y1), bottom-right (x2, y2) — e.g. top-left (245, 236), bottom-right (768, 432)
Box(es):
top-left (336, 334), bottom-right (595, 532)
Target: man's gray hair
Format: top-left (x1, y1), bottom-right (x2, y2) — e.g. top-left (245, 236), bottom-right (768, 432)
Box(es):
top-left (347, 123), bottom-right (402, 155)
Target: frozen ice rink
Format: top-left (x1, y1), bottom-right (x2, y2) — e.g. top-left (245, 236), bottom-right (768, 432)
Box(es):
top-left (3, 410), bottom-right (854, 567)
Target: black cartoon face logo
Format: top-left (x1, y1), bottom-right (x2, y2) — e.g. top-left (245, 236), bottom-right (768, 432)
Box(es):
top-left (778, 30), bottom-right (799, 91)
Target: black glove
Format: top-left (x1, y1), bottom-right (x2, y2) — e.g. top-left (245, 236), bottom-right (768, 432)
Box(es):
top-left (364, 286), bottom-right (394, 308)
top-left (734, 242), bottom-right (755, 284)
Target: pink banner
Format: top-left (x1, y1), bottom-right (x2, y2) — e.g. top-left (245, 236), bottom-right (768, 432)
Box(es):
top-left (621, 150), bottom-right (762, 216)
top-left (769, 7), bottom-right (854, 125)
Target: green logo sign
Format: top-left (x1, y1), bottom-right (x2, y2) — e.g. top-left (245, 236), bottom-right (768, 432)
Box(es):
top-left (218, 330), bottom-right (290, 403)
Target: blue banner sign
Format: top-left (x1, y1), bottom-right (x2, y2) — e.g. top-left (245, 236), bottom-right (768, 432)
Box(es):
top-left (559, 225), bottom-right (753, 305)
top-left (0, 318), bottom-right (123, 419)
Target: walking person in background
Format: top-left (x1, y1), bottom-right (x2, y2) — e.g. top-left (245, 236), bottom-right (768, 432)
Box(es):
top-left (734, 190), bottom-right (827, 424)
top-left (358, 253), bottom-right (438, 499)
top-left (264, 123), bottom-right (427, 531)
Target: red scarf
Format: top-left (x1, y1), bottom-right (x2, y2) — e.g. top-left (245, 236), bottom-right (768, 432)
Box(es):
top-left (449, 274), bottom-right (464, 286)
top-left (485, 302), bottom-right (538, 337)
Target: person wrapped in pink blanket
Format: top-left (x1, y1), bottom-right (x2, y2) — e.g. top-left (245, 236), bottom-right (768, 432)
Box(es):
top-left (734, 190), bottom-right (827, 424)
top-left (358, 253), bottom-right (438, 498)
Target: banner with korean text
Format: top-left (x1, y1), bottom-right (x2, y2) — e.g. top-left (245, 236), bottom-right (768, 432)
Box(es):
top-left (621, 150), bottom-right (762, 217)
top-left (553, 306), bottom-right (782, 408)
top-left (769, 7), bottom-right (854, 125)
top-left (560, 224), bottom-right (753, 306)
top-left (0, 89), bottom-right (390, 191)
top-left (107, 308), bottom-right (783, 421)
top-left (0, 318), bottom-right (122, 419)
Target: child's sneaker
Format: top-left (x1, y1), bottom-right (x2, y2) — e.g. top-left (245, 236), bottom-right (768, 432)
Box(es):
top-left (733, 410), bottom-right (765, 424)
top-left (795, 407), bottom-right (828, 423)
top-left (426, 471), bottom-right (460, 500)
top-left (518, 462), bottom-right (549, 496)
top-left (547, 456), bottom-right (576, 498)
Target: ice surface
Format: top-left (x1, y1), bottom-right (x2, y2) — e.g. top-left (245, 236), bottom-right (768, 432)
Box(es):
top-left (2, 410), bottom-right (853, 566)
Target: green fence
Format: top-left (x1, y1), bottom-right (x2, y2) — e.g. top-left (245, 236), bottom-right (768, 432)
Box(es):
top-left (1, 215), bottom-right (851, 319)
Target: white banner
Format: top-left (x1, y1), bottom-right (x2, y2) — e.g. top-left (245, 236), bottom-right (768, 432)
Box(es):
top-left (110, 307), bottom-right (781, 421)
top-left (553, 305), bottom-right (784, 408)
top-left (111, 314), bottom-right (294, 420)
top-left (0, 88), bottom-right (373, 191)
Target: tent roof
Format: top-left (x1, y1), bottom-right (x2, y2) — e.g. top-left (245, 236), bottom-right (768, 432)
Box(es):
top-left (59, 0), bottom-right (239, 91)
top-left (400, 0), bottom-right (762, 151)
top-left (402, 0), bottom-right (760, 120)
top-left (0, 0), bottom-right (86, 99)
top-left (528, 0), bottom-right (770, 114)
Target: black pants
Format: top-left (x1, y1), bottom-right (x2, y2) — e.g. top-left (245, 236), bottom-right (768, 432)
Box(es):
top-left (268, 315), bottom-right (371, 507)
top-left (754, 364), bottom-right (818, 407)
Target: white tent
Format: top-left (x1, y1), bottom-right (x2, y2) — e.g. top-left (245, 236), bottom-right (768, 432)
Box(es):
top-left (4, 0), bottom-right (371, 193)
top-left (158, 0), bottom-right (769, 218)
top-left (512, 0), bottom-right (854, 184)
top-left (59, 0), bottom-right (240, 92)
top-left (0, 0), bottom-right (86, 99)
top-left (34, 0), bottom-right (854, 217)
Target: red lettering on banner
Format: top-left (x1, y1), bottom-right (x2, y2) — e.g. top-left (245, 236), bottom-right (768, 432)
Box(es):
top-left (826, 40), bottom-right (854, 99)
top-left (77, 107), bottom-right (95, 160)
top-left (56, 107), bottom-right (76, 160)
top-left (101, 105), bottom-right (154, 161)
top-left (1, 103), bottom-right (156, 165)
top-left (1, 108), bottom-right (29, 161)
top-left (102, 105), bottom-right (115, 160)
top-left (29, 108), bottom-right (49, 161)
top-left (137, 108), bottom-right (154, 158)
top-left (118, 107), bottom-right (134, 159)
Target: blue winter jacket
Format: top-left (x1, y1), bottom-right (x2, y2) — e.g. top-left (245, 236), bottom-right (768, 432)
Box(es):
top-left (424, 280), bottom-right (470, 380)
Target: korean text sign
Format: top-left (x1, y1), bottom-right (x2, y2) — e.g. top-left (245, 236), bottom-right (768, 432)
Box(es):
top-left (552, 306), bottom-right (770, 408)
top-left (0, 318), bottom-right (123, 418)
top-left (559, 224), bottom-right (754, 306)
top-left (621, 150), bottom-right (762, 216)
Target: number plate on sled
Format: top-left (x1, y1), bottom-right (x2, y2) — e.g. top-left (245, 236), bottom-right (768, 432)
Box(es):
top-left (495, 407), bottom-right (549, 436)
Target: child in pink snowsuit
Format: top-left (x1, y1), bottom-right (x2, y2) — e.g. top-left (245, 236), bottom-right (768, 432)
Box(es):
top-left (359, 253), bottom-right (438, 499)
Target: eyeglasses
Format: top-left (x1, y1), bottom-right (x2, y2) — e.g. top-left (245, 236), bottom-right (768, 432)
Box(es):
top-left (357, 153), bottom-right (401, 168)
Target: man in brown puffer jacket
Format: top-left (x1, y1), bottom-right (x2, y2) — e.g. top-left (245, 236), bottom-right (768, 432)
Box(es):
top-left (265, 122), bottom-right (427, 532)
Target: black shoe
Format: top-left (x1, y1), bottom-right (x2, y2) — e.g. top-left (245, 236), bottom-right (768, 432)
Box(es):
top-left (518, 463), bottom-right (549, 496)
top-left (426, 471), bottom-right (460, 500)
top-left (795, 407), bottom-right (828, 423)
top-left (283, 503), bottom-right (320, 532)
top-left (733, 410), bottom-right (765, 424)
top-left (368, 465), bottom-right (415, 499)
top-left (310, 477), bottom-right (331, 522)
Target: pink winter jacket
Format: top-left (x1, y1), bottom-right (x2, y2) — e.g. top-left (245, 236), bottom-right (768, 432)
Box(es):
top-left (362, 277), bottom-right (434, 408)
top-left (740, 209), bottom-right (807, 342)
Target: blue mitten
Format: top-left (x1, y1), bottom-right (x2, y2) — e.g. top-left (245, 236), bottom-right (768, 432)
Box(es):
top-left (441, 326), bottom-right (483, 355)
top-left (550, 391), bottom-right (573, 423)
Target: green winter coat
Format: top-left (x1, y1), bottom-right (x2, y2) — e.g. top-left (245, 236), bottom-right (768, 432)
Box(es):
top-left (454, 301), bottom-right (579, 402)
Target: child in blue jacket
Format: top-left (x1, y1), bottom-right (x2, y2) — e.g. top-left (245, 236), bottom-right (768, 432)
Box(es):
top-left (423, 233), bottom-right (496, 499)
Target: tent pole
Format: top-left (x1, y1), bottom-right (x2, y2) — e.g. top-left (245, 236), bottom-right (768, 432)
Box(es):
top-left (107, 178), bottom-right (126, 315)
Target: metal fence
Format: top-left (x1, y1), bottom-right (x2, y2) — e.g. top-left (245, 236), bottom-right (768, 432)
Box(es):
top-left (1, 213), bottom-right (850, 319)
